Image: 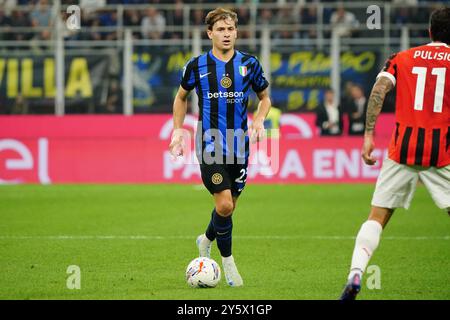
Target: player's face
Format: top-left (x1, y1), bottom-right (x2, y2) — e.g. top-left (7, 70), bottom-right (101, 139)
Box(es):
top-left (207, 18), bottom-right (237, 51)
top-left (325, 91), bottom-right (334, 103)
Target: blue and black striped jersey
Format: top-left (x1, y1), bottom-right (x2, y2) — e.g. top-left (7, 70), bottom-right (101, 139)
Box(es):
top-left (180, 50), bottom-right (269, 161)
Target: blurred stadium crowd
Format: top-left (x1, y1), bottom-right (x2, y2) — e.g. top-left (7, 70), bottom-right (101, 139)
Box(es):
top-left (0, 0), bottom-right (446, 43)
top-left (0, 0), bottom-right (448, 117)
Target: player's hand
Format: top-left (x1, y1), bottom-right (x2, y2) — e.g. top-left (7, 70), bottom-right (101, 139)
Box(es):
top-left (250, 118), bottom-right (265, 144)
top-left (361, 135), bottom-right (376, 165)
top-left (169, 128), bottom-right (185, 158)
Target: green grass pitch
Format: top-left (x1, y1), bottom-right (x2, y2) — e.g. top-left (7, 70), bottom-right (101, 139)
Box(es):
top-left (0, 184), bottom-right (448, 300)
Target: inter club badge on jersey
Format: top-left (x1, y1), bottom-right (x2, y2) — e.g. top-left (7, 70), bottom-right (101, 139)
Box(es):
top-left (239, 66), bottom-right (248, 77)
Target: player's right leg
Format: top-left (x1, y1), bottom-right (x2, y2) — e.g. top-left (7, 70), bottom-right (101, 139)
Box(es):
top-left (340, 158), bottom-right (418, 300)
top-left (340, 206), bottom-right (393, 300)
top-left (197, 163), bottom-right (243, 286)
top-left (196, 205), bottom-right (215, 258)
top-left (197, 164), bottom-right (228, 258)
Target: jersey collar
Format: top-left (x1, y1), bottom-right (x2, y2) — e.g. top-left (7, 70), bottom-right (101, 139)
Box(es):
top-left (426, 42), bottom-right (450, 48)
top-left (209, 50), bottom-right (237, 64)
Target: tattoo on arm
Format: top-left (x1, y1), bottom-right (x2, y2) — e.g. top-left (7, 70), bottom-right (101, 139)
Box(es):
top-left (365, 77), bottom-right (394, 135)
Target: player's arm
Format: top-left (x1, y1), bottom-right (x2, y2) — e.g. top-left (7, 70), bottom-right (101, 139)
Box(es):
top-left (250, 88), bottom-right (271, 143)
top-left (362, 76), bottom-right (394, 165)
top-left (169, 86), bottom-right (191, 157)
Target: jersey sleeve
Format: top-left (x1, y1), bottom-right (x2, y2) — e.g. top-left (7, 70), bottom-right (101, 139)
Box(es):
top-left (180, 58), bottom-right (196, 91)
top-left (377, 53), bottom-right (399, 86)
top-left (251, 58), bottom-right (269, 93)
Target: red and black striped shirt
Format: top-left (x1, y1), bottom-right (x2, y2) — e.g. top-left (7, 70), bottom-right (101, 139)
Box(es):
top-left (377, 42), bottom-right (450, 168)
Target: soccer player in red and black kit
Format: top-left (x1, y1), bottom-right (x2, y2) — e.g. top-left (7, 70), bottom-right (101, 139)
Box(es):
top-left (340, 7), bottom-right (450, 300)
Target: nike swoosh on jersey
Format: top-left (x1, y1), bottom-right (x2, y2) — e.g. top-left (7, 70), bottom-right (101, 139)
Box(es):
top-left (200, 72), bottom-right (211, 78)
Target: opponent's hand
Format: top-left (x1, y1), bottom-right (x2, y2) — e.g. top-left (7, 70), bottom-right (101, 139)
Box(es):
top-left (362, 135), bottom-right (376, 165)
top-left (169, 129), bottom-right (185, 158)
top-left (250, 118), bottom-right (266, 144)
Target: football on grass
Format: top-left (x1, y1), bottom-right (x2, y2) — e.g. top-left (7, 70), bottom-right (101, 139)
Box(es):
top-left (186, 257), bottom-right (221, 288)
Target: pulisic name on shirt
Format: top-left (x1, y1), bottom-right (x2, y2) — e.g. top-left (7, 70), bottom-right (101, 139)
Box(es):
top-left (413, 50), bottom-right (450, 61)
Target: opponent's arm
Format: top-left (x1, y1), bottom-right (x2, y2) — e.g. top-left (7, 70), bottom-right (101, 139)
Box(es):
top-left (169, 86), bottom-right (190, 157)
top-left (362, 76), bottom-right (394, 165)
top-left (250, 88), bottom-right (271, 143)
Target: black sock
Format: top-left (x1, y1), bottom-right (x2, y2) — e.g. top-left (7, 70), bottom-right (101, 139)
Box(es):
top-left (205, 209), bottom-right (216, 241)
top-left (212, 211), bottom-right (233, 258)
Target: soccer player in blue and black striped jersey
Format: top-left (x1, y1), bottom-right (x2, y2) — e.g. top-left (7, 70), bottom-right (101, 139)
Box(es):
top-left (169, 7), bottom-right (271, 287)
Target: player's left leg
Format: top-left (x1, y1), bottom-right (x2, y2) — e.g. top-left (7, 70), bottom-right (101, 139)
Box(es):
top-left (212, 189), bottom-right (243, 287)
top-left (215, 162), bottom-right (247, 287)
top-left (213, 189), bottom-right (235, 257)
top-left (197, 197), bottom-right (239, 257)
top-left (418, 164), bottom-right (450, 213)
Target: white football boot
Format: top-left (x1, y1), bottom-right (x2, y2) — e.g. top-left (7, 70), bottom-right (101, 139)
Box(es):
top-left (196, 234), bottom-right (212, 258)
top-left (222, 255), bottom-right (243, 287)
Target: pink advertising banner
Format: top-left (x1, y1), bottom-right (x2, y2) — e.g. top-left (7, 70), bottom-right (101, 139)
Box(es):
top-left (0, 114), bottom-right (394, 184)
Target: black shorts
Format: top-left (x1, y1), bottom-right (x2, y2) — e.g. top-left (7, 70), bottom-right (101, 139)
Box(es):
top-left (200, 162), bottom-right (248, 197)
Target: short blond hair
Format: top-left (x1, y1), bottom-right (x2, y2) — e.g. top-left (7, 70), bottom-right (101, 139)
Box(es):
top-left (205, 7), bottom-right (238, 30)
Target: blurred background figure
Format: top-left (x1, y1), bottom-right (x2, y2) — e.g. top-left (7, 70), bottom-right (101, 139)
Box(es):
top-left (347, 84), bottom-right (367, 136)
top-left (167, 0), bottom-right (184, 39)
top-left (300, 4), bottom-right (318, 41)
top-left (257, 8), bottom-right (272, 26)
top-left (9, 9), bottom-right (31, 49)
top-left (79, 0), bottom-right (106, 16)
top-left (28, 0), bottom-right (53, 53)
top-left (10, 94), bottom-right (29, 114)
top-left (123, 9), bottom-right (142, 39)
top-left (315, 88), bottom-right (343, 136)
top-left (236, 6), bottom-right (250, 39)
top-left (141, 7), bottom-right (166, 40)
top-left (330, 4), bottom-right (359, 37)
top-left (274, 6), bottom-right (299, 40)
top-left (30, 0), bottom-right (52, 30)
top-left (101, 79), bottom-right (121, 114)
top-left (0, 8), bottom-right (12, 43)
top-left (99, 9), bottom-right (119, 40)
